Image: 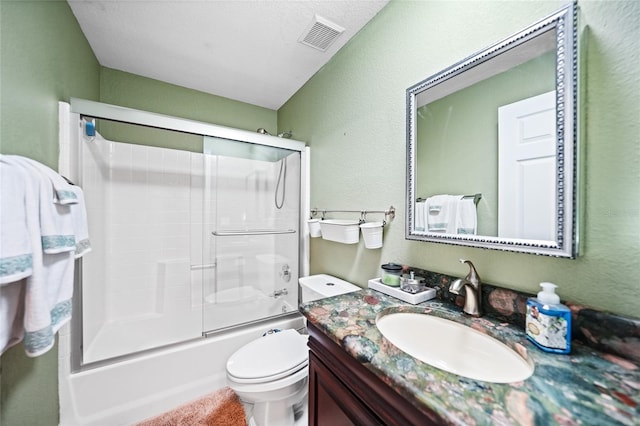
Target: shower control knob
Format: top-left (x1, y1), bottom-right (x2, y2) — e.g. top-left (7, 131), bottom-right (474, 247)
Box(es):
top-left (270, 288), bottom-right (289, 298)
top-left (280, 264), bottom-right (291, 282)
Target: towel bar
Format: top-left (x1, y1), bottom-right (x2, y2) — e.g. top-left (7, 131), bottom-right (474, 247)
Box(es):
top-left (212, 229), bottom-right (296, 236)
top-left (417, 194), bottom-right (482, 206)
top-left (310, 205), bottom-right (395, 223)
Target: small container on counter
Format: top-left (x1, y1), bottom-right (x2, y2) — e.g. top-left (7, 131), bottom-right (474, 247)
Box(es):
top-left (380, 263), bottom-right (403, 287)
top-left (526, 282), bottom-right (572, 354)
top-left (400, 271), bottom-right (427, 294)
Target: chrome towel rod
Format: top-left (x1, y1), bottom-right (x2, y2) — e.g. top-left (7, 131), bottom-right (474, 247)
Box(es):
top-left (212, 229), bottom-right (296, 236)
top-left (310, 205), bottom-right (395, 222)
top-left (462, 193), bottom-right (482, 205)
top-left (190, 263), bottom-right (216, 270)
top-left (416, 194), bottom-right (482, 206)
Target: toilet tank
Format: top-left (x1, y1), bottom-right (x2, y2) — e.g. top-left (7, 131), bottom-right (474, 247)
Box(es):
top-left (299, 274), bottom-right (361, 303)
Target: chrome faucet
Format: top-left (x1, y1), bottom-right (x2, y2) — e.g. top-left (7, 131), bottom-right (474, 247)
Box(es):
top-left (449, 259), bottom-right (482, 317)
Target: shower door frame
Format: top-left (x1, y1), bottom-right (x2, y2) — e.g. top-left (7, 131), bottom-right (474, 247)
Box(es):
top-left (69, 98), bottom-right (309, 371)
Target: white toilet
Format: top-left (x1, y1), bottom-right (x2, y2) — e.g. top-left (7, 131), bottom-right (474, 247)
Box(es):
top-left (226, 274), bottom-right (360, 426)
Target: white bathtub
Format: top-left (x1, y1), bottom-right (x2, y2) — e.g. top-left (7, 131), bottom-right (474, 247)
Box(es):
top-left (58, 314), bottom-right (305, 425)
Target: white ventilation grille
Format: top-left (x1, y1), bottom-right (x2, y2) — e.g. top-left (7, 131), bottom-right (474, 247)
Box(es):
top-left (298, 15), bottom-right (345, 52)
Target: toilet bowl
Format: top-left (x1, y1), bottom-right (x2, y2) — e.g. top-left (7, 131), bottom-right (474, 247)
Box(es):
top-left (227, 329), bottom-right (309, 425)
top-left (226, 274), bottom-right (360, 425)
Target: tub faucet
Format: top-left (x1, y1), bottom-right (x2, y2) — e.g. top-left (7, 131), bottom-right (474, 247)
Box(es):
top-left (449, 259), bottom-right (482, 317)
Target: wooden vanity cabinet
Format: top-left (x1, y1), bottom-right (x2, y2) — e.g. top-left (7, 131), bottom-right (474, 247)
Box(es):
top-left (307, 322), bottom-right (442, 426)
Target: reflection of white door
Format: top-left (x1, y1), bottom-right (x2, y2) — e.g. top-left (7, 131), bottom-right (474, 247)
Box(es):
top-left (498, 91), bottom-right (556, 240)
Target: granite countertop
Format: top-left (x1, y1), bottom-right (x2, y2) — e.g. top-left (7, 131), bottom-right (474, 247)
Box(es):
top-left (300, 289), bottom-right (640, 426)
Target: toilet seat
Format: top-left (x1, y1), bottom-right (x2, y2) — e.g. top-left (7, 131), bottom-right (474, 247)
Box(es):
top-left (226, 329), bottom-right (309, 384)
top-left (228, 361), bottom-right (308, 384)
top-left (228, 365), bottom-right (309, 394)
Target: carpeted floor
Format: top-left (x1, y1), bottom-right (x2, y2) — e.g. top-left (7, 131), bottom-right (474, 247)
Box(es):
top-left (136, 387), bottom-right (247, 426)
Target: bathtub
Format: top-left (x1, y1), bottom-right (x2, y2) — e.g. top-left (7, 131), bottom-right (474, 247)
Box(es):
top-left (58, 314), bottom-right (305, 425)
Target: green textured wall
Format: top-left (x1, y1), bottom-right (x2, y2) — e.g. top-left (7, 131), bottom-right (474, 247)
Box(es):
top-left (0, 1), bottom-right (100, 425)
top-left (0, 0), bottom-right (100, 167)
top-left (279, 0), bottom-right (640, 319)
top-left (95, 68), bottom-right (276, 152)
top-left (99, 67), bottom-right (277, 145)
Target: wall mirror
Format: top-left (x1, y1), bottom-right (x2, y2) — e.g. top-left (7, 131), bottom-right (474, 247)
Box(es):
top-left (406, 3), bottom-right (578, 258)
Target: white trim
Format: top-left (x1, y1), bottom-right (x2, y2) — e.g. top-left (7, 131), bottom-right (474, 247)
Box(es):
top-left (70, 98), bottom-right (306, 153)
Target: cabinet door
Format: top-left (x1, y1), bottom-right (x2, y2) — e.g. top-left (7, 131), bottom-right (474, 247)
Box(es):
top-left (308, 352), bottom-right (384, 426)
top-left (307, 322), bottom-right (442, 426)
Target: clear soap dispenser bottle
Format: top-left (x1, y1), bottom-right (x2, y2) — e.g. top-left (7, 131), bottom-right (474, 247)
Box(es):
top-left (525, 282), bottom-right (572, 354)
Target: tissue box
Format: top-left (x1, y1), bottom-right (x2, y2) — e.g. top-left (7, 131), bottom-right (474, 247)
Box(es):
top-left (319, 219), bottom-right (360, 244)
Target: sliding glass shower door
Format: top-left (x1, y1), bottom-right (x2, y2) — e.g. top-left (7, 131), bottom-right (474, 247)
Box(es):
top-left (78, 128), bottom-right (300, 366)
top-left (80, 135), bottom-right (204, 364)
top-left (201, 137), bottom-right (300, 333)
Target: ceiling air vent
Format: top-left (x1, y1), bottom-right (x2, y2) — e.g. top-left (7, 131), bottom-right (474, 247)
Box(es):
top-left (298, 15), bottom-right (345, 52)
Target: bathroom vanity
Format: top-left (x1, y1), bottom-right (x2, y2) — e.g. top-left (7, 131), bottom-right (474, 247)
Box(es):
top-left (307, 321), bottom-right (439, 425)
top-left (301, 289), bottom-right (640, 425)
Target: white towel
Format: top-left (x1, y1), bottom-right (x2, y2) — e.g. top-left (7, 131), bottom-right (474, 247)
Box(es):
top-left (0, 161), bottom-right (33, 284)
top-left (0, 280), bottom-right (26, 353)
top-left (2, 156), bottom-right (76, 254)
top-left (9, 155), bottom-right (91, 256)
top-left (23, 250), bottom-right (75, 357)
top-left (5, 155), bottom-right (78, 205)
top-left (70, 187), bottom-right (91, 257)
top-left (426, 195), bottom-right (458, 233)
top-left (415, 200), bottom-right (426, 231)
top-left (0, 155), bottom-right (90, 356)
top-left (455, 197), bottom-right (478, 235)
top-left (16, 161), bottom-right (76, 357)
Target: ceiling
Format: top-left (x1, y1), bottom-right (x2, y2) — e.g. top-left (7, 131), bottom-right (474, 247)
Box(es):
top-left (67, 0), bottom-right (390, 110)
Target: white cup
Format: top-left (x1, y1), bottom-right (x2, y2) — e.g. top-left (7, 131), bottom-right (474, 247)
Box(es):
top-left (308, 218), bottom-right (322, 238)
top-left (360, 221), bottom-right (383, 249)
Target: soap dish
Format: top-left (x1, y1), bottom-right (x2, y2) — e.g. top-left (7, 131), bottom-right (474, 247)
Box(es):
top-left (368, 278), bottom-right (436, 304)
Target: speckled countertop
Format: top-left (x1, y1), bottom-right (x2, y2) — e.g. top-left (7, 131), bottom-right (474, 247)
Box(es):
top-left (300, 289), bottom-right (640, 426)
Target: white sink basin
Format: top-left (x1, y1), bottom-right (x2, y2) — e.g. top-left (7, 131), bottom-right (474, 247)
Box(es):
top-left (376, 312), bottom-right (534, 383)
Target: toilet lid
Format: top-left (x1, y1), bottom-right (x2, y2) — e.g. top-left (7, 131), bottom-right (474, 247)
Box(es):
top-left (226, 329), bottom-right (309, 383)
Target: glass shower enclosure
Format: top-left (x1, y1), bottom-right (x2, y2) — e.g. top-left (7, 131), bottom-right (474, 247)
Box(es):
top-left (201, 136), bottom-right (300, 333)
top-left (74, 103), bottom-right (303, 367)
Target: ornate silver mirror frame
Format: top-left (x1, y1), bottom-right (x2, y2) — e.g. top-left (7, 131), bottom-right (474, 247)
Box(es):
top-left (406, 3), bottom-right (578, 258)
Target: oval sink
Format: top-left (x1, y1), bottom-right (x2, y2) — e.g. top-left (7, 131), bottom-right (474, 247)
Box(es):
top-left (376, 312), bottom-right (534, 383)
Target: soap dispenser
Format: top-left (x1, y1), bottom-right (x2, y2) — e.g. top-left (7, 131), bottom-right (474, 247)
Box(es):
top-left (525, 282), bottom-right (572, 354)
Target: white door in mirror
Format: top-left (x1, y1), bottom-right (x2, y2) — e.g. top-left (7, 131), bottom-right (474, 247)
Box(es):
top-left (498, 91), bottom-right (557, 240)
